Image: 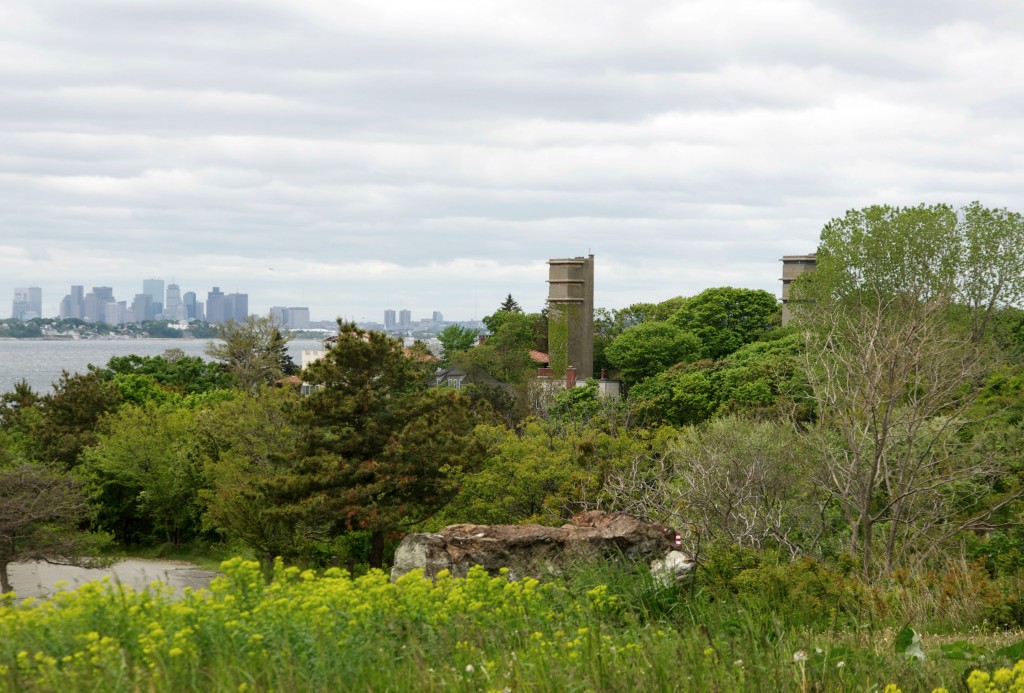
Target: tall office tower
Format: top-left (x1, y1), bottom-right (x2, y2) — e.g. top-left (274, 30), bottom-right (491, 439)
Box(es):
top-left (432, 311), bottom-right (443, 323)
top-left (288, 307), bottom-right (310, 329)
top-left (104, 301), bottom-right (127, 325)
top-left (131, 294), bottom-right (154, 322)
top-left (194, 301), bottom-right (205, 321)
top-left (226, 293), bottom-right (248, 322)
top-left (547, 254), bottom-right (594, 378)
top-left (27, 287), bottom-right (41, 318)
top-left (182, 291), bottom-right (197, 320)
top-left (398, 309), bottom-right (412, 328)
top-left (83, 287), bottom-right (115, 322)
top-left (12, 287), bottom-right (43, 319)
top-left (384, 309), bottom-right (396, 330)
top-left (269, 306), bottom-right (289, 326)
top-left (206, 287), bottom-right (225, 324)
top-left (143, 279), bottom-right (165, 317)
top-left (165, 283), bottom-right (183, 320)
top-left (11, 290), bottom-right (29, 320)
top-left (59, 286), bottom-right (85, 320)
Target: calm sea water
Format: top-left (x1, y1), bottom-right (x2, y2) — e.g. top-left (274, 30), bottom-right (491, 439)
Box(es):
top-left (0, 338), bottom-right (325, 394)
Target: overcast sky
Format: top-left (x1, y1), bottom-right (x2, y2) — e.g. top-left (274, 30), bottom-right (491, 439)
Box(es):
top-left (3, 0), bottom-right (1023, 323)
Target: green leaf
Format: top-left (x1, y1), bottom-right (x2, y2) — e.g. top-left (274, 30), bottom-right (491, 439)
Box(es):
top-left (996, 638), bottom-right (1024, 661)
top-left (939, 641), bottom-right (985, 661)
top-left (893, 624), bottom-right (927, 661)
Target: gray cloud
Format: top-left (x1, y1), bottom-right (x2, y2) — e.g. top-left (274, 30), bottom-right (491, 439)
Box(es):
top-left (2, 0), bottom-right (1023, 321)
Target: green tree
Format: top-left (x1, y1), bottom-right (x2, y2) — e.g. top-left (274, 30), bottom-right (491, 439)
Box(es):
top-left (457, 311), bottom-right (538, 384)
top-left (31, 370), bottom-right (119, 469)
top-left (605, 321), bottom-right (701, 383)
top-left (793, 203), bottom-right (1024, 579)
top-left (102, 351), bottom-right (234, 394)
top-left (197, 388), bottom-right (304, 576)
top-left (276, 322), bottom-right (486, 568)
top-left (434, 422), bottom-right (645, 527)
top-left (80, 402), bottom-right (206, 546)
top-left (957, 201), bottom-right (1024, 340)
top-left (499, 293), bottom-right (523, 314)
top-left (437, 324), bottom-right (479, 365)
top-left (670, 287), bottom-right (780, 359)
top-left (627, 330), bottom-right (809, 426)
top-left (206, 316), bottom-right (294, 392)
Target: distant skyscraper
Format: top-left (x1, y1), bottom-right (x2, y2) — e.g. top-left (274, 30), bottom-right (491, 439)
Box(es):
top-left (399, 309), bottom-right (412, 328)
top-left (59, 286), bottom-right (85, 320)
top-left (183, 292), bottom-right (197, 320)
top-left (11, 287), bottom-right (41, 320)
top-left (143, 279), bottom-right (165, 317)
top-left (206, 287), bottom-right (225, 324)
top-left (165, 283), bottom-right (183, 320)
top-left (131, 293), bottom-right (154, 322)
top-left (288, 307), bottom-right (310, 329)
top-left (384, 309), bottom-right (396, 330)
top-left (84, 287), bottom-right (114, 323)
top-left (270, 306), bottom-right (289, 326)
top-left (226, 293), bottom-right (248, 322)
top-left (104, 301), bottom-right (127, 325)
top-left (432, 311), bottom-right (443, 323)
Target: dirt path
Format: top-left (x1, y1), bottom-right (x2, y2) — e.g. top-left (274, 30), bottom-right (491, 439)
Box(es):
top-left (7, 559), bottom-right (219, 601)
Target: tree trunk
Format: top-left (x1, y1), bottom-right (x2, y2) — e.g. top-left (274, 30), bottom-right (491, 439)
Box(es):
top-left (0, 561), bottom-right (12, 594)
top-left (860, 514), bottom-right (873, 581)
top-left (369, 530), bottom-right (385, 569)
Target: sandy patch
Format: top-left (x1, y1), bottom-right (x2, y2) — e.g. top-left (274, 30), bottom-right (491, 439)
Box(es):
top-left (7, 559), bottom-right (219, 601)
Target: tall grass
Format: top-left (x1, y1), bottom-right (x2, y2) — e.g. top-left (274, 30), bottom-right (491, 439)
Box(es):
top-left (1, 556), bottom-right (1022, 691)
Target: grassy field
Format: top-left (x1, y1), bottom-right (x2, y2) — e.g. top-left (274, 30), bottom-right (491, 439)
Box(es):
top-left (2, 557), bottom-right (1024, 691)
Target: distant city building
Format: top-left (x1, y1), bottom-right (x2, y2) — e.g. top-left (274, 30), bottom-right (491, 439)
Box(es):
top-left (143, 279), bottom-right (165, 317)
top-left (165, 283), bottom-right (183, 321)
top-left (780, 253), bottom-right (817, 325)
top-left (183, 291), bottom-right (197, 320)
top-left (384, 309), bottom-right (396, 330)
top-left (84, 287), bottom-right (115, 322)
top-left (547, 254), bottom-right (594, 379)
top-left (399, 309), bottom-right (412, 328)
top-left (432, 311), bottom-right (443, 322)
top-left (288, 307), bottom-right (309, 329)
top-left (131, 293), bottom-right (154, 322)
top-left (59, 286), bottom-right (85, 320)
top-left (225, 293), bottom-right (248, 322)
top-left (269, 306), bottom-right (288, 325)
top-left (206, 287), bottom-right (226, 324)
top-left (104, 301), bottom-right (127, 325)
top-left (269, 306), bottom-right (312, 329)
top-left (11, 287), bottom-right (41, 320)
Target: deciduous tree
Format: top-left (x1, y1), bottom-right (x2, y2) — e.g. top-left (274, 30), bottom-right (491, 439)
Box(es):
top-left (0, 461), bottom-right (108, 594)
top-left (793, 203), bottom-right (1024, 579)
top-left (206, 316), bottom-right (294, 392)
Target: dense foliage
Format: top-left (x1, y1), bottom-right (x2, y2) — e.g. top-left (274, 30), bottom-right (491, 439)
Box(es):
top-left (3, 201), bottom-right (1024, 690)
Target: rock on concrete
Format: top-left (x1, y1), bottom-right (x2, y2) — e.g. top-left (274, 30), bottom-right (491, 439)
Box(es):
top-left (391, 511), bottom-right (680, 582)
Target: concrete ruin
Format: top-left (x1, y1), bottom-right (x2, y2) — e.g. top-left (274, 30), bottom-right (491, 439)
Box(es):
top-left (390, 511), bottom-right (690, 583)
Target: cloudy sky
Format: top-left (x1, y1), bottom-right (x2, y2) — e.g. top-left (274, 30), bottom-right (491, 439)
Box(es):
top-left (2, 0), bottom-right (1023, 323)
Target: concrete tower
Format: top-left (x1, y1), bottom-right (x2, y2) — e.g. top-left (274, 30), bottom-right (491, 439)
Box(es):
top-left (780, 253), bottom-right (816, 325)
top-left (547, 254), bottom-right (594, 378)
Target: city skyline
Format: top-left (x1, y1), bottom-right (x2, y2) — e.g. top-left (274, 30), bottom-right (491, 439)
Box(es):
top-left (4, 2), bottom-right (1024, 320)
top-left (8, 279), bottom-right (466, 329)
